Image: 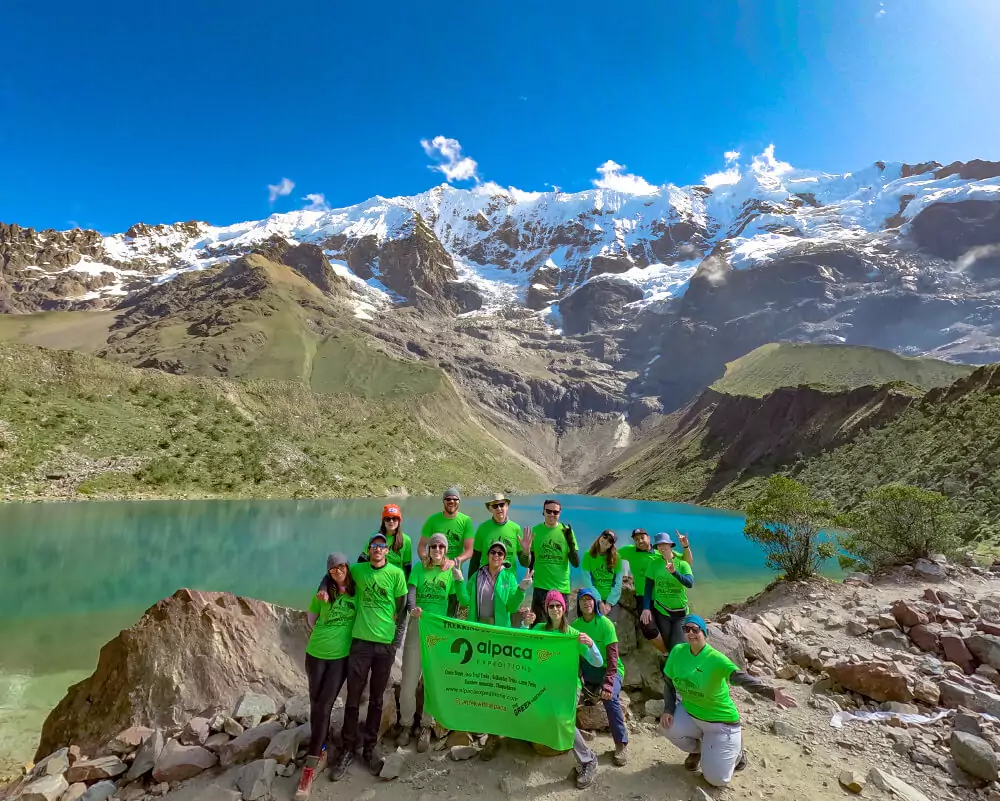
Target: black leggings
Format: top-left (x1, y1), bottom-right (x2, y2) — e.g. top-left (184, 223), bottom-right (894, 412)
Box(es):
top-left (305, 653), bottom-right (348, 756)
top-left (641, 607), bottom-right (687, 652)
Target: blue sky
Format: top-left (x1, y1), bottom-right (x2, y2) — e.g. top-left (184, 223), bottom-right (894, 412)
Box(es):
top-left (2, 0), bottom-right (998, 233)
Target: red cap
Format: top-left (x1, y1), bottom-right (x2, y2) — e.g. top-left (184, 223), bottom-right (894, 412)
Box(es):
top-left (382, 504), bottom-right (402, 520)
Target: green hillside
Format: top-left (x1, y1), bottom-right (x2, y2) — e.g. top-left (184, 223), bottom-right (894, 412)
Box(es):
top-left (0, 341), bottom-right (546, 500)
top-left (710, 342), bottom-right (973, 397)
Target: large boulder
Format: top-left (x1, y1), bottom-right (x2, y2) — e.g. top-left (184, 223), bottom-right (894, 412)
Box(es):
top-left (151, 740), bottom-right (218, 783)
top-left (721, 615), bottom-right (774, 666)
top-left (968, 634), bottom-right (1000, 670)
top-left (827, 661), bottom-right (913, 703)
top-left (891, 600), bottom-right (928, 628)
top-left (64, 757), bottom-right (127, 784)
top-left (19, 774), bottom-right (68, 801)
top-left (950, 731), bottom-right (999, 781)
top-left (218, 721), bottom-right (284, 768)
top-left (36, 589), bottom-right (310, 759)
top-left (706, 623), bottom-right (746, 669)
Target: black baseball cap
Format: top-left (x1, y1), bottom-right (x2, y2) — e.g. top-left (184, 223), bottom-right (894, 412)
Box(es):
top-left (631, 528), bottom-right (648, 538)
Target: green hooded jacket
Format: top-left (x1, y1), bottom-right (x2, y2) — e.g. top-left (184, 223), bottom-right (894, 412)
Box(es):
top-left (465, 565), bottom-right (525, 628)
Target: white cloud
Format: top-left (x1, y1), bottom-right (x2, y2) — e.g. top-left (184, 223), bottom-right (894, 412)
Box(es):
top-left (724, 150), bottom-right (741, 162)
top-left (704, 150), bottom-right (743, 189)
top-left (420, 136), bottom-right (480, 183)
top-left (750, 144), bottom-right (793, 175)
top-left (876, 2), bottom-right (886, 18)
top-left (267, 177), bottom-right (295, 203)
top-left (302, 193), bottom-right (330, 211)
top-left (592, 160), bottom-right (657, 195)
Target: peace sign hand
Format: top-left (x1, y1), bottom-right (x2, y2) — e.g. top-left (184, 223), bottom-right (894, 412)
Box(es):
top-left (518, 569), bottom-right (534, 591)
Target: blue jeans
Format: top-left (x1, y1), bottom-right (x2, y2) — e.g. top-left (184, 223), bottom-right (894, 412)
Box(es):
top-left (583, 674), bottom-right (627, 746)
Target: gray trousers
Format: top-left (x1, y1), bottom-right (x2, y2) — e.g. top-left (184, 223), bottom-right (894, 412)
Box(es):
top-left (398, 621), bottom-right (434, 729)
top-left (573, 689), bottom-right (594, 765)
top-left (662, 705), bottom-right (742, 786)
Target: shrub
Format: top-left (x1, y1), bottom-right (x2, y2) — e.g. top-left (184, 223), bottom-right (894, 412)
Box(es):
top-left (838, 483), bottom-right (961, 574)
top-left (744, 475), bottom-right (836, 581)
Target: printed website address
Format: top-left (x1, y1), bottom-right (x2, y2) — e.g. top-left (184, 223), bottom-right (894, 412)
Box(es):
top-left (453, 698), bottom-right (507, 711)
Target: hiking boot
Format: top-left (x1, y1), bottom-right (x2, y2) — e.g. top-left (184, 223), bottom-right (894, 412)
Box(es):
top-left (416, 726), bottom-right (431, 753)
top-left (397, 728), bottom-right (412, 748)
top-left (576, 758), bottom-right (597, 789)
top-left (612, 742), bottom-right (629, 766)
top-left (294, 766), bottom-right (315, 801)
top-left (329, 750), bottom-right (353, 781)
top-left (363, 749), bottom-right (384, 776)
top-left (480, 734), bottom-right (501, 762)
top-left (684, 752), bottom-right (701, 772)
top-left (315, 748), bottom-right (328, 774)
top-left (735, 750), bottom-right (748, 772)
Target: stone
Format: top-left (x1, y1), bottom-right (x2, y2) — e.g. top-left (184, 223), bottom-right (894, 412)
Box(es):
top-left (938, 607), bottom-right (966, 624)
top-left (868, 768), bottom-right (933, 801)
top-left (968, 634), bottom-right (1000, 670)
top-left (191, 786), bottom-right (241, 801)
top-left (262, 723), bottom-right (309, 764)
top-left (61, 784), bottom-right (87, 801)
top-left (20, 774), bottom-right (68, 801)
top-left (150, 784), bottom-right (170, 796)
top-left (941, 633), bottom-right (975, 673)
top-left (203, 733), bottom-right (230, 753)
top-left (449, 745), bottom-right (478, 761)
top-left (80, 782), bottom-right (116, 801)
top-left (892, 600), bottom-right (929, 628)
top-left (827, 661), bottom-right (913, 702)
top-left (643, 698), bottom-right (665, 719)
top-left (622, 648), bottom-right (664, 694)
top-left (950, 731), bottom-right (999, 781)
top-left (107, 727), bottom-right (154, 755)
top-left (885, 702), bottom-right (919, 715)
top-left (281, 695), bottom-right (310, 724)
top-left (954, 713), bottom-right (984, 737)
top-left (911, 677), bottom-right (940, 706)
top-left (692, 790), bottom-right (713, 801)
top-left (705, 623), bottom-right (746, 668)
top-left (35, 590), bottom-right (309, 761)
top-left (975, 689), bottom-right (1000, 718)
top-left (839, 770), bottom-right (865, 793)
top-left (914, 559), bottom-right (947, 579)
top-left (776, 664), bottom-right (801, 680)
top-left (978, 664), bottom-right (1000, 686)
top-left (722, 615), bottom-right (774, 666)
top-left (907, 623), bottom-right (941, 653)
top-left (278, 763), bottom-right (296, 778)
top-left (498, 774), bottom-right (526, 795)
top-left (379, 751), bottom-right (405, 780)
top-left (923, 589), bottom-right (941, 603)
top-left (31, 748), bottom-right (69, 778)
top-left (770, 720), bottom-right (798, 739)
top-left (778, 615), bottom-right (803, 634)
top-left (179, 718), bottom-right (211, 747)
top-left (787, 642), bottom-right (822, 672)
top-left (151, 740), bottom-right (218, 783)
top-left (64, 757), bottom-right (127, 784)
top-left (844, 572), bottom-right (871, 586)
top-left (235, 759), bottom-right (276, 801)
top-left (124, 729), bottom-right (165, 782)
top-left (221, 717), bottom-right (244, 738)
top-left (873, 629), bottom-right (911, 652)
top-left (67, 746), bottom-right (81, 766)
top-left (234, 693), bottom-right (277, 720)
top-left (446, 731), bottom-right (474, 748)
top-left (218, 721), bottom-right (284, 767)
top-left (845, 620), bottom-right (868, 637)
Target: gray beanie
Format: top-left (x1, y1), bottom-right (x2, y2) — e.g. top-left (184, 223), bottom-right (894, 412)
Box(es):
top-left (443, 487), bottom-right (461, 500)
top-left (327, 552), bottom-right (350, 570)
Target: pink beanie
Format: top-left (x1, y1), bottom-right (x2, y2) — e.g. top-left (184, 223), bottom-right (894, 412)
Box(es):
top-left (544, 590), bottom-right (566, 611)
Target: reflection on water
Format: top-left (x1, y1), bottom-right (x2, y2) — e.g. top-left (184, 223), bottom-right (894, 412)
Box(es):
top-left (0, 494), bottom-right (763, 771)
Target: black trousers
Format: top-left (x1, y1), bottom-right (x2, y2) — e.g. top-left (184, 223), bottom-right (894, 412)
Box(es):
top-left (641, 607), bottom-right (687, 652)
top-left (304, 653), bottom-right (349, 756)
top-left (531, 587), bottom-right (570, 622)
top-left (341, 639), bottom-right (395, 754)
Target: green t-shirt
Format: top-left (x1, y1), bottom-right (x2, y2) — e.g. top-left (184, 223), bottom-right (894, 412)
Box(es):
top-left (363, 531), bottom-right (412, 572)
top-left (473, 519), bottom-right (522, 572)
top-left (619, 544), bottom-right (659, 592)
top-left (645, 555), bottom-right (693, 614)
top-left (664, 643), bottom-right (740, 723)
top-left (421, 512), bottom-right (474, 559)
top-left (574, 613), bottom-right (624, 678)
top-left (581, 551), bottom-right (622, 601)
top-left (349, 561), bottom-right (407, 644)
top-left (306, 592), bottom-right (358, 660)
top-left (530, 523), bottom-right (578, 594)
top-left (408, 562), bottom-right (464, 618)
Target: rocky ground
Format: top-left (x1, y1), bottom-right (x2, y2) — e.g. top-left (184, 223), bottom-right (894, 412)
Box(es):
top-left (6, 557), bottom-right (1000, 801)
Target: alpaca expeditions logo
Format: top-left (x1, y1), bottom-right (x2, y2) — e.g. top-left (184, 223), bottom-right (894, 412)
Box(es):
top-left (450, 636), bottom-right (534, 664)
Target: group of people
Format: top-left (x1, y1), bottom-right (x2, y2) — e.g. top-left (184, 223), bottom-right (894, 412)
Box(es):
top-left (296, 488), bottom-right (795, 799)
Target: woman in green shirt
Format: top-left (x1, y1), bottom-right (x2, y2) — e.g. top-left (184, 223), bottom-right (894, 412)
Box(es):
top-left (640, 532), bottom-right (694, 654)
top-left (397, 533), bottom-right (468, 752)
top-left (660, 615), bottom-right (796, 787)
top-left (361, 504), bottom-right (413, 580)
top-left (582, 529), bottom-right (623, 621)
top-left (296, 553), bottom-right (357, 801)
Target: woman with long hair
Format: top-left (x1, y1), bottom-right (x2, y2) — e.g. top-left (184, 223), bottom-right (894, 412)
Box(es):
top-left (295, 553), bottom-right (357, 801)
top-left (362, 504), bottom-right (412, 580)
top-left (398, 533), bottom-right (468, 752)
top-left (523, 591), bottom-right (604, 789)
top-left (660, 614), bottom-right (797, 787)
top-left (582, 529), bottom-right (623, 620)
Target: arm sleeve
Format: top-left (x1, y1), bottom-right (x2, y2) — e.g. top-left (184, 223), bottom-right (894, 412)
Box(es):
top-left (582, 641), bottom-right (604, 667)
top-left (406, 585), bottom-right (417, 609)
top-left (356, 553), bottom-right (368, 563)
top-left (468, 550), bottom-right (483, 575)
top-left (662, 675), bottom-right (678, 715)
top-left (729, 670), bottom-right (778, 700)
top-left (453, 575), bottom-right (471, 607)
top-left (567, 532), bottom-right (580, 568)
top-left (670, 570), bottom-right (694, 588)
top-left (641, 576), bottom-right (653, 611)
top-left (602, 642), bottom-right (619, 693)
top-left (607, 568), bottom-right (623, 606)
top-left (402, 563), bottom-right (412, 581)
top-left (392, 595), bottom-right (407, 649)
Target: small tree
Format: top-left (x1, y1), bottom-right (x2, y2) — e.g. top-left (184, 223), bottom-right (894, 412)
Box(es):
top-left (838, 484), bottom-right (960, 574)
top-left (744, 475), bottom-right (836, 581)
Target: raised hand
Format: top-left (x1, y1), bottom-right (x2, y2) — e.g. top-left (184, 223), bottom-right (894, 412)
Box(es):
top-left (518, 569), bottom-right (534, 591)
top-left (677, 532), bottom-right (689, 548)
top-left (563, 523), bottom-right (574, 543)
top-left (666, 559), bottom-right (677, 573)
top-left (519, 526), bottom-right (534, 553)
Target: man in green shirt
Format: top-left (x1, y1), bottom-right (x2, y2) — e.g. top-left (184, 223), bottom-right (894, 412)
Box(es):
top-left (418, 487), bottom-right (474, 570)
top-left (518, 498), bottom-right (579, 620)
top-left (620, 528), bottom-right (693, 592)
top-left (469, 492), bottom-right (523, 577)
top-left (330, 533), bottom-right (407, 781)
top-left (640, 532), bottom-right (694, 654)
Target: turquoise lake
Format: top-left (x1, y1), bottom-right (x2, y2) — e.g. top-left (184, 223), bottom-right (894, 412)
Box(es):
top-left (0, 494), bottom-right (770, 772)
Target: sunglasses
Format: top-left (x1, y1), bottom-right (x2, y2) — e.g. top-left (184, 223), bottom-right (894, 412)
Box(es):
top-left (489, 502), bottom-right (507, 510)
top-left (543, 508), bottom-right (561, 515)
top-left (444, 498), bottom-right (460, 503)
top-left (383, 516), bottom-right (400, 522)
top-left (370, 543), bottom-right (388, 551)
top-left (547, 603), bottom-right (564, 610)
top-left (601, 534), bottom-right (614, 541)
top-left (682, 625), bottom-right (702, 634)
top-left (488, 549), bottom-right (505, 557)
top-left (429, 544), bottom-right (447, 551)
